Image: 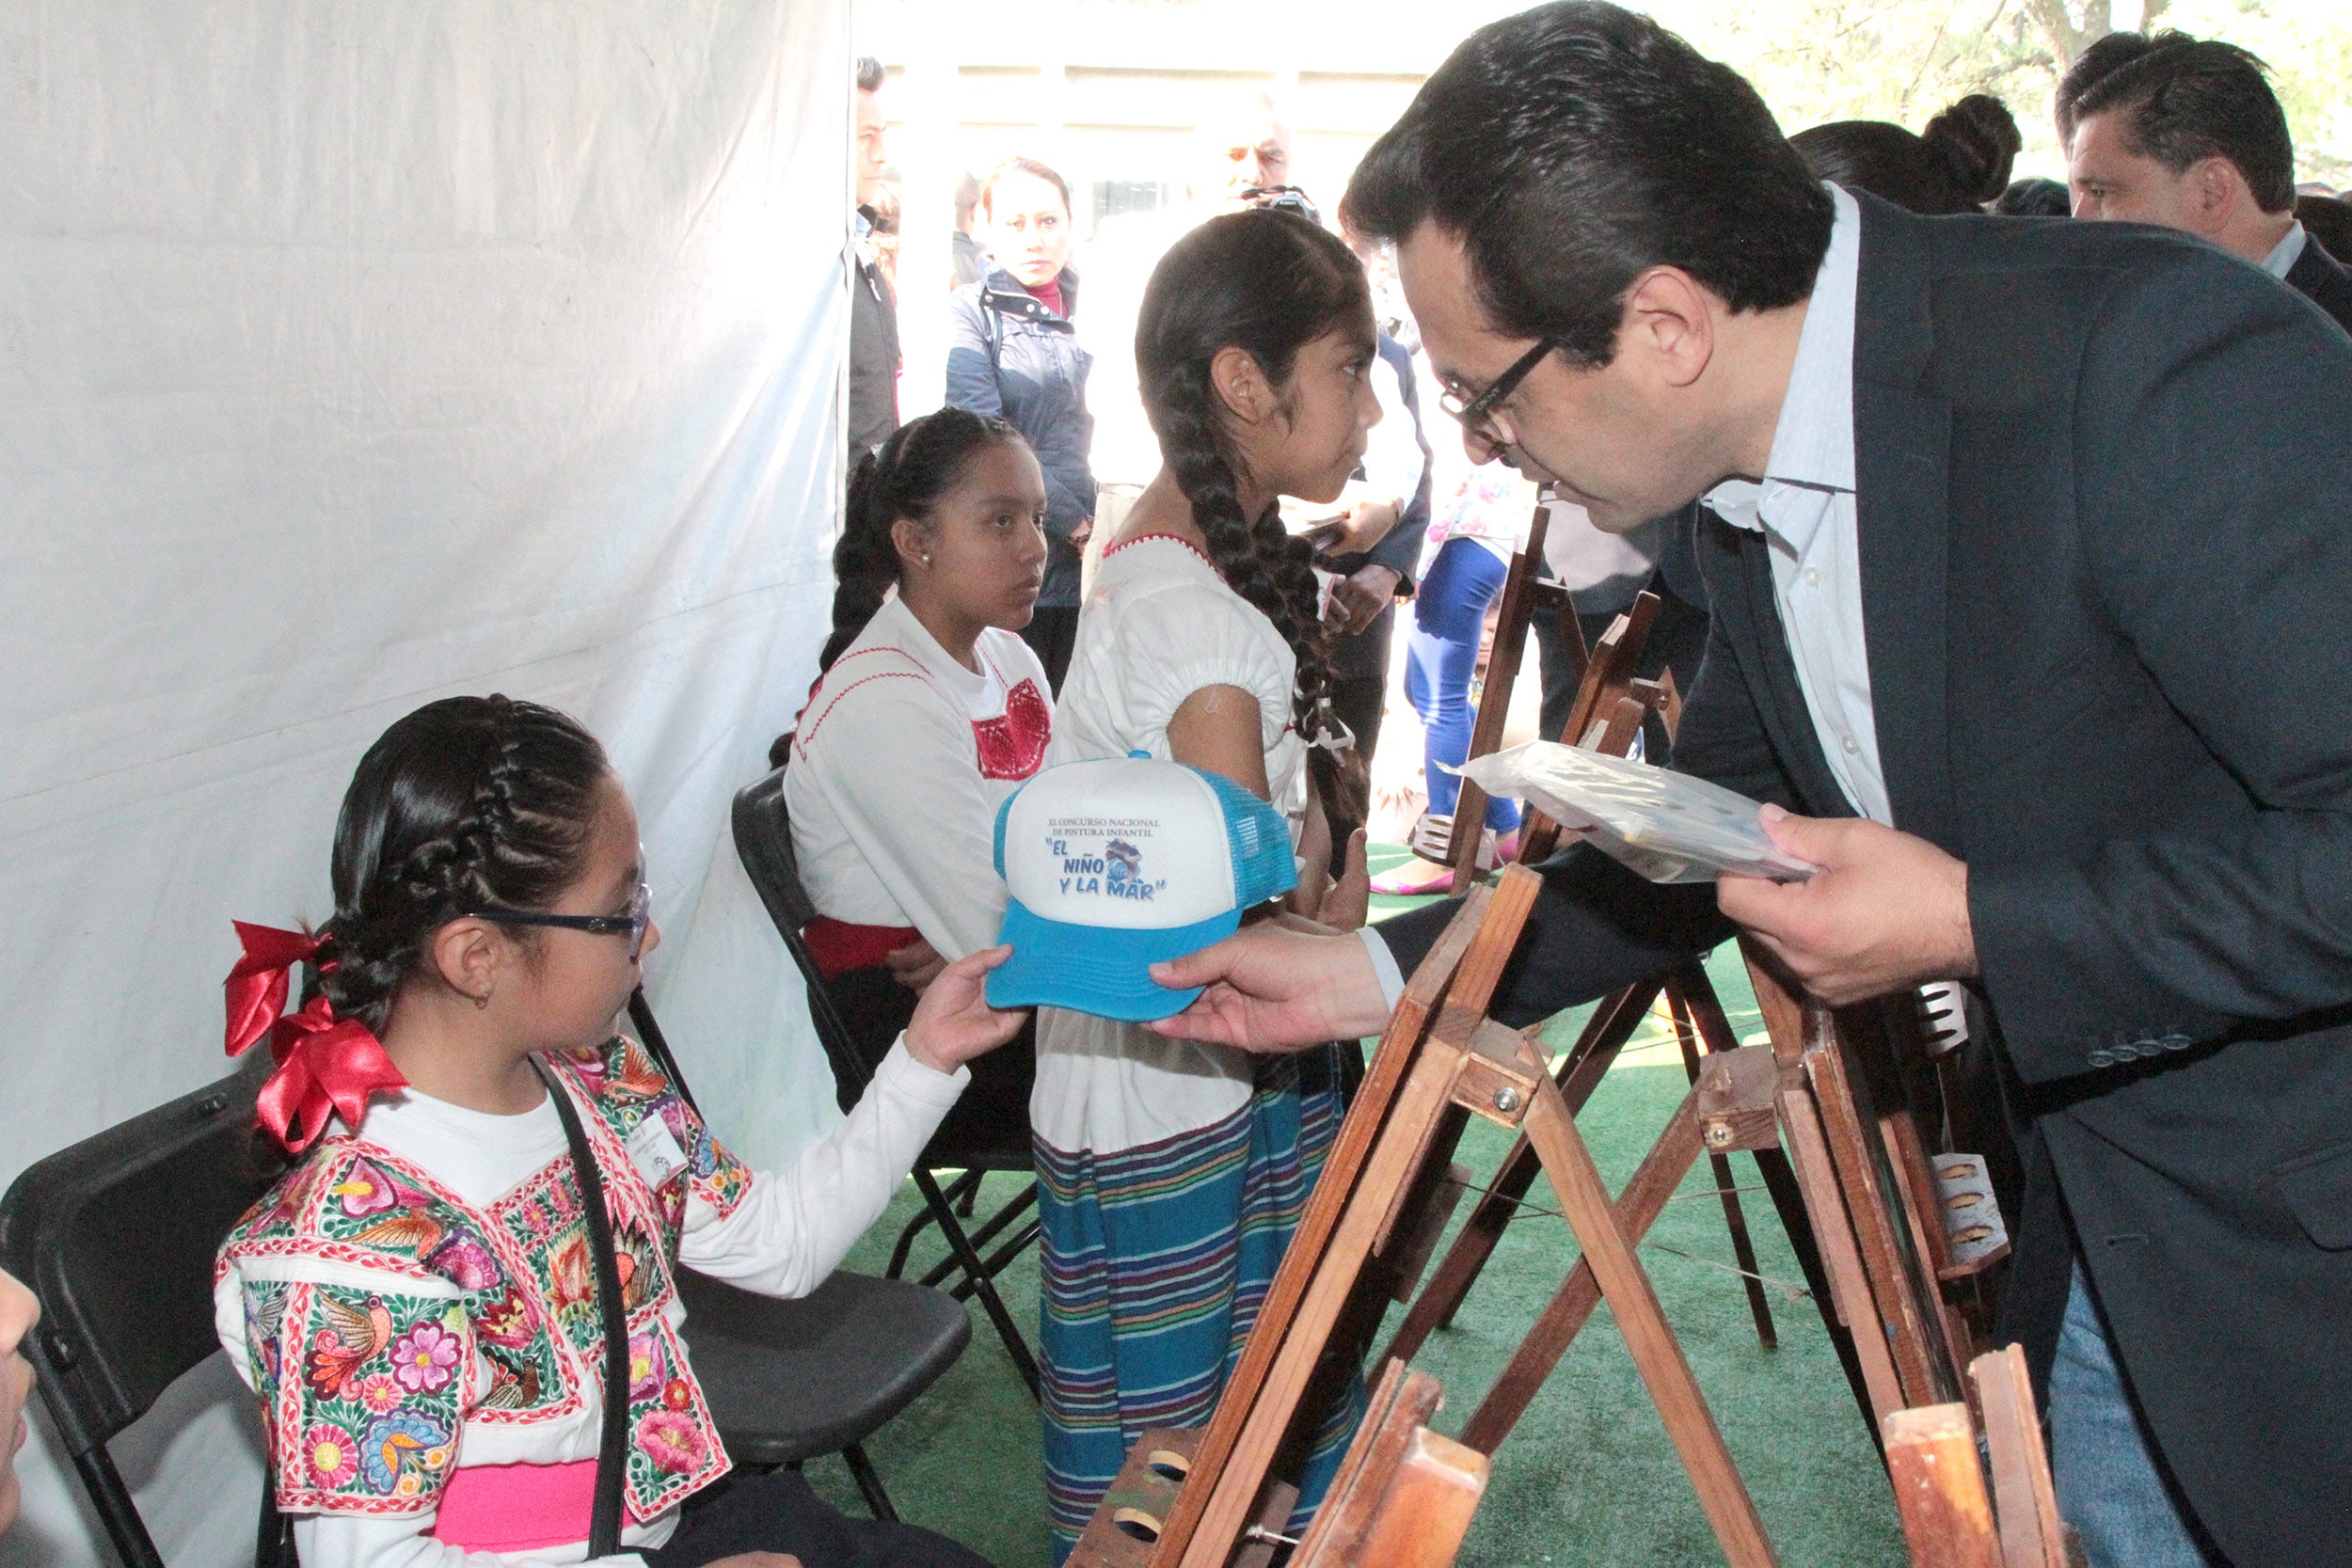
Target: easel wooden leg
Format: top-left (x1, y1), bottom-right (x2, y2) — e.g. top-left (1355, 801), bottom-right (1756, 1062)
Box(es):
top-left (1518, 1082), bottom-right (1779, 1568)
top-left (1663, 972), bottom-right (1777, 1350)
top-left (1457, 1092), bottom-right (1708, 1452)
top-left (1381, 981), bottom-right (1660, 1362)
top-left (1748, 1143), bottom-right (1882, 1448)
top-left (1667, 966), bottom-right (1859, 1397)
top-left (1776, 1084), bottom-right (1908, 1428)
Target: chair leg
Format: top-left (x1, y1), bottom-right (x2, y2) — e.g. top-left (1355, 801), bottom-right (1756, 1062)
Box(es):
top-left (913, 1167), bottom-right (1043, 1402)
top-left (887, 1169), bottom-right (980, 1279)
top-left (945, 1219), bottom-right (1042, 1302)
top-left (72, 1445), bottom-right (168, 1568)
top-left (842, 1444), bottom-right (898, 1523)
top-left (916, 1183), bottom-right (1039, 1290)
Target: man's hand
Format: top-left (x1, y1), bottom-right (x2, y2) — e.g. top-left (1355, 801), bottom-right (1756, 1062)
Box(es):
top-left (903, 945), bottom-right (1025, 1073)
top-left (1325, 564), bottom-right (1402, 637)
top-left (1716, 805), bottom-right (1976, 1006)
top-left (884, 935), bottom-right (947, 994)
top-left (1145, 922), bottom-right (1392, 1051)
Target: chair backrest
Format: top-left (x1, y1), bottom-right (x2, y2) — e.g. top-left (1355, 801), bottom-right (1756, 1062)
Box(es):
top-left (730, 766), bottom-right (882, 1101)
top-left (0, 1052), bottom-right (279, 1567)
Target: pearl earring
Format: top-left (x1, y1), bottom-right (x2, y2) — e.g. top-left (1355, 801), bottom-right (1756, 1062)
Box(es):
top-left (920, 553), bottom-right (932, 566)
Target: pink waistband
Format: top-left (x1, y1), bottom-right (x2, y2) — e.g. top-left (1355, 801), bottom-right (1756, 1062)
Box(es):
top-left (431, 1459), bottom-right (602, 1554)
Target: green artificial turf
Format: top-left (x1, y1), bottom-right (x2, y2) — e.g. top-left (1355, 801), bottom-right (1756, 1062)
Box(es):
top-left (799, 846), bottom-right (1907, 1566)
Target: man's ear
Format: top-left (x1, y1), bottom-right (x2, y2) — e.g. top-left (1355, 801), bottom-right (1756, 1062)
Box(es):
top-left (1618, 267), bottom-right (1718, 390)
top-left (426, 918), bottom-right (503, 1005)
top-left (1209, 345), bottom-right (1274, 427)
top-left (2187, 156), bottom-right (2242, 229)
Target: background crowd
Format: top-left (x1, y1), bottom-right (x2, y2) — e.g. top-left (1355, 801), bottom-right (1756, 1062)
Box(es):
top-left (843, 28), bottom-right (2351, 889)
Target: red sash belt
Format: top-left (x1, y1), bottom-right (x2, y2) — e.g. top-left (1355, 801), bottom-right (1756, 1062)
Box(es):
top-left (801, 916), bottom-right (921, 981)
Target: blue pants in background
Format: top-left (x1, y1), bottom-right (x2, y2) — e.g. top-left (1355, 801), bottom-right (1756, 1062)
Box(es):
top-left (1404, 536), bottom-right (1519, 832)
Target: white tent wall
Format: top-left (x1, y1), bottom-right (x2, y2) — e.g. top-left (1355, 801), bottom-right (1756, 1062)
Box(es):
top-left (0, 2), bottom-right (851, 1561)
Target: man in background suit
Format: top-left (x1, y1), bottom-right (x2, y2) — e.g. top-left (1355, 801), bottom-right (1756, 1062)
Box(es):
top-left (847, 56), bottom-right (901, 464)
top-left (1144, 7), bottom-right (2352, 1565)
top-left (2061, 30), bottom-right (2352, 335)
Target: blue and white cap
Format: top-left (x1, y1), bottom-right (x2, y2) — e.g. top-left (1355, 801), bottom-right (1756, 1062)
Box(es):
top-left (984, 752), bottom-right (1297, 1022)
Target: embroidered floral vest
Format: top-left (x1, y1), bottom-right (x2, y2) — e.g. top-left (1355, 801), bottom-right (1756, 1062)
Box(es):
top-left (216, 1037), bottom-right (753, 1525)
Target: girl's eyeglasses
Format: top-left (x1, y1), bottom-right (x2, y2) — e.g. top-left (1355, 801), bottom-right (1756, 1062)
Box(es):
top-left (474, 879), bottom-right (652, 963)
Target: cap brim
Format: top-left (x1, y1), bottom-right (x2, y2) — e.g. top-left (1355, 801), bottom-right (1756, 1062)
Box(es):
top-left (984, 896), bottom-right (1242, 1022)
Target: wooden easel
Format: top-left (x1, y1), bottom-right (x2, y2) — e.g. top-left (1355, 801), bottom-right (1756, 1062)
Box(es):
top-left (1082, 1361), bottom-right (1491, 1568)
top-left (1071, 869), bottom-right (1784, 1568)
top-left (1440, 499), bottom-right (1680, 895)
top-left (1883, 1345), bottom-right (2075, 1568)
top-left (1394, 509), bottom-right (1783, 1418)
top-left (1736, 944), bottom-right (2011, 1429)
top-left (1415, 495), bottom-right (2017, 1450)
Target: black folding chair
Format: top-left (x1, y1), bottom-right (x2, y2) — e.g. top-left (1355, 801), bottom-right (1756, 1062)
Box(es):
top-left (0, 1005), bottom-right (967, 1561)
top-left (730, 766), bottom-right (1043, 1400)
top-left (624, 991), bottom-right (971, 1518)
top-left (0, 1054), bottom-right (292, 1568)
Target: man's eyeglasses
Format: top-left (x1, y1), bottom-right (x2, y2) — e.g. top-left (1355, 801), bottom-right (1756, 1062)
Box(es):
top-left (1438, 337), bottom-right (1558, 447)
top-left (475, 879), bottom-right (652, 963)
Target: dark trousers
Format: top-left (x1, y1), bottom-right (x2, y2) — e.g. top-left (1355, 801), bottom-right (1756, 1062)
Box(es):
top-left (824, 966), bottom-right (1034, 1164)
top-left (1020, 606), bottom-right (1080, 695)
top-left (1330, 602), bottom-right (1397, 768)
top-left (644, 1468), bottom-right (993, 1568)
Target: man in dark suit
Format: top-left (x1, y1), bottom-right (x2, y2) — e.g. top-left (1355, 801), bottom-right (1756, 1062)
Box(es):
top-left (848, 56), bottom-right (901, 464)
top-left (1142, 7), bottom-right (2352, 1565)
top-left (2060, 30), bottom-right (2352, 336)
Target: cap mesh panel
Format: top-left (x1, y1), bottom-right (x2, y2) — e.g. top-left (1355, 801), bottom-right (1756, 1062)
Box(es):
top-left (1189, 767), bottom-right (1299, 911)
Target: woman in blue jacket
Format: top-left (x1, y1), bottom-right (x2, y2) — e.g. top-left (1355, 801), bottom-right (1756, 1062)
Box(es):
top-left (946, 157), bottom-right (1096, 691)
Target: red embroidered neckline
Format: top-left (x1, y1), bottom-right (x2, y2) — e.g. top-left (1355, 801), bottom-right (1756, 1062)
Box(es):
top-left (974, 678), bottom-right (1051, 781)
top-left (1103, 531), bottom-right (1216, 569)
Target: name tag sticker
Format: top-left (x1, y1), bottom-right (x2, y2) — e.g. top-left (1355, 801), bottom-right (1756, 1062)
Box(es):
top-left (625, 1115), bottom-right (690, 1190)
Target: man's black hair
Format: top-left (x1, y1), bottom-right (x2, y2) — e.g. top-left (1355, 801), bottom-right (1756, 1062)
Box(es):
top-left (2056, 31), bottom-right (2295, 214)
top-left (855, 55), bottom-right (885, 95)
top-left (1340, 0), bottom-right (1831, 369)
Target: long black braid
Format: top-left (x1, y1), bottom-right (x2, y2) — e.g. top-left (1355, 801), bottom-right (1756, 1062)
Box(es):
top-left (1135, 208), bottom-right (1374, 749)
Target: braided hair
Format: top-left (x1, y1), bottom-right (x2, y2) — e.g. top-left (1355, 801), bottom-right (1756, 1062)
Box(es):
top-left (819, 409), bottom-right (1025, 673)
top-left (309, 695), bottom-right (610, 1033)
top-left (1135, 207), bottom-right (1372, 746)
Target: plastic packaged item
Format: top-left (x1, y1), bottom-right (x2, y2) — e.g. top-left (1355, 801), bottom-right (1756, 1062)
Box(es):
top-left (1452, 742), bottom-right (1818, 884)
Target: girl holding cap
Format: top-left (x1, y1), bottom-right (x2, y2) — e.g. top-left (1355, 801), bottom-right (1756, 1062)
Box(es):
top-left (1032, 207), bottom-right (1375, 1560)
top-left (787, 409), bottom-right (1054, 1139)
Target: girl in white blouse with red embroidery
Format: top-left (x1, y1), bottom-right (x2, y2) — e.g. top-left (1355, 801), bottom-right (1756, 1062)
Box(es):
top-left (786, 410), bottom-right (1054, 1093)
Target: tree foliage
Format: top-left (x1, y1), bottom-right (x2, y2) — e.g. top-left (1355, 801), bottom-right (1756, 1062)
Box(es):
top-left (1644, 0), bottom-right (2347, 186)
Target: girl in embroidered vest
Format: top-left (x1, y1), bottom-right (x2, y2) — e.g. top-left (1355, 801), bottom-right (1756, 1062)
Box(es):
top-left (786, 408), bottom-right (1052, 1136)
top-left (1031, 207), bottom-right (1375, 1561)
top-left (214, 695), bottom-right (1015, 1568)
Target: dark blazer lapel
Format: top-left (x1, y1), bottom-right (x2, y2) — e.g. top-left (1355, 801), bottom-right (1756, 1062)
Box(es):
top-left (1851, 194), bottom-right (1961, 852)
top-left (1701, 516), bottom-right (1852, 818)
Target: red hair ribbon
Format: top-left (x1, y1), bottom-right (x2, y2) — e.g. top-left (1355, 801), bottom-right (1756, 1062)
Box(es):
top-left (224, 921), bottom-right (408, 1153)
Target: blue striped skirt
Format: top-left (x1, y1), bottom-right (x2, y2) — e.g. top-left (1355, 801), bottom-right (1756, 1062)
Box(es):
top-left (1035, 1046), bottom-right (1360, 1563)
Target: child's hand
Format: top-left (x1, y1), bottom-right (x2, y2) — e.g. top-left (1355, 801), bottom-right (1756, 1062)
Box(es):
top-left (903, 945), bottom-right (1025, 1074)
